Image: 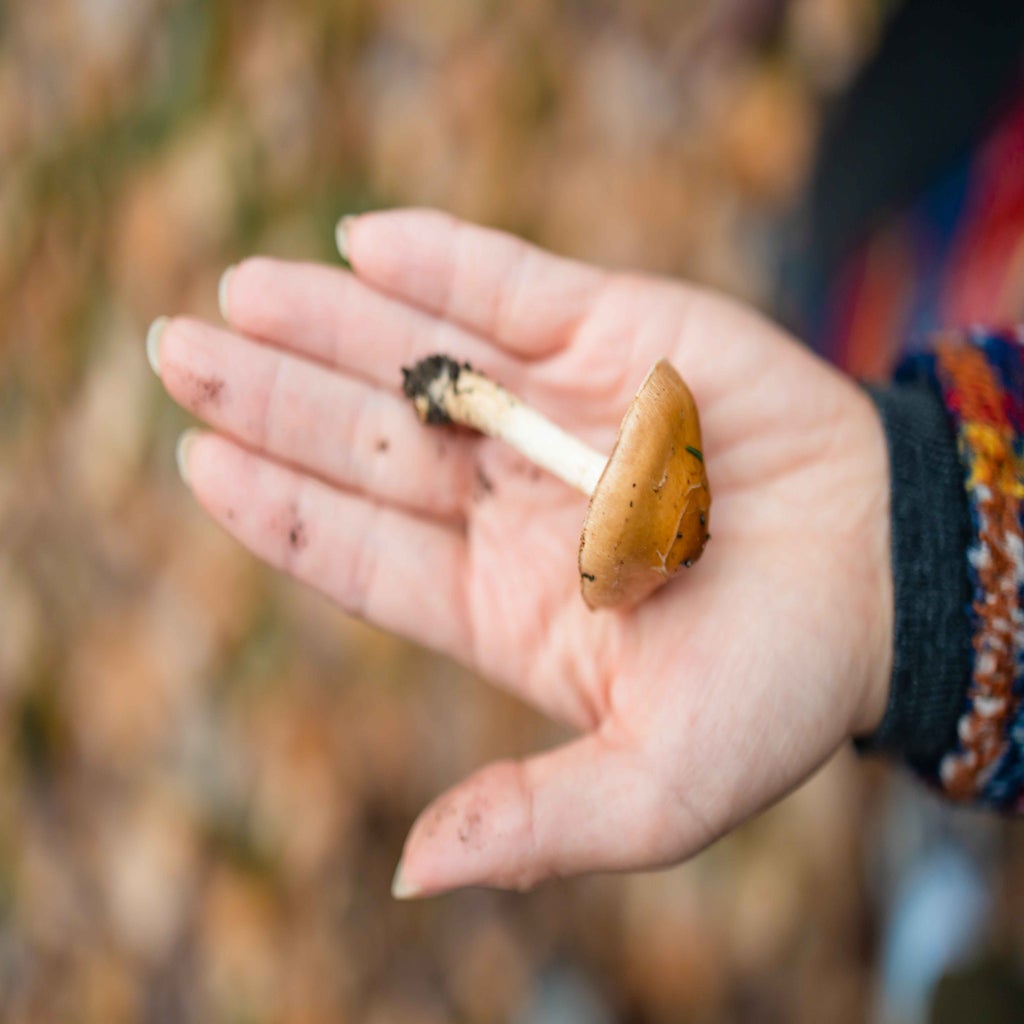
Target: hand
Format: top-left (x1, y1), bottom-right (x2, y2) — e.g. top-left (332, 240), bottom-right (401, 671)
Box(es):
top-left (154, 209), bottom-right (892, 897)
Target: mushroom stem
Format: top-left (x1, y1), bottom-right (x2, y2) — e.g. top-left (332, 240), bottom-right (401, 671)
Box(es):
top-left (402, 356), bottom-right (606, 495)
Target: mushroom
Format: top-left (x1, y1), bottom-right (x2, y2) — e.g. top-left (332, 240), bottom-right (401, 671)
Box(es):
top-left (402, 355), bottom-right (711, 610)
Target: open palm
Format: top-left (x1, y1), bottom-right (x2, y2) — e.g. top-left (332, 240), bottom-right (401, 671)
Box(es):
top-left (157, 209), bottom-right (892, 897)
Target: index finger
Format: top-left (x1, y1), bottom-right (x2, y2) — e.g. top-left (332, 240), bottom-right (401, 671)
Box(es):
top-left (338, 208), bottom-right (607, 359)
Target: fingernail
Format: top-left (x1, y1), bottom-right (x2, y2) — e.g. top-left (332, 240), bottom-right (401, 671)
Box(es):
top-left (391, 860), bottom-right (421, 900)
top-left (175, 429), bottom-right (202, 486)
top-left (218, 265), bottom-right (235, 321)
top-left (146, 316), bottom-right (167, 377)
top-left (336, 215), bottom-right (356, 262)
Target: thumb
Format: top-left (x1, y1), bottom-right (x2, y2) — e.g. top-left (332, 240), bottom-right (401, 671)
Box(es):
top-left (392, 731), bottom-right (697, 898)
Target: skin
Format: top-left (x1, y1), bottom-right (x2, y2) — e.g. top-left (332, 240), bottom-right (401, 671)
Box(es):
top-left (155, 208), bottom-right (892, 898)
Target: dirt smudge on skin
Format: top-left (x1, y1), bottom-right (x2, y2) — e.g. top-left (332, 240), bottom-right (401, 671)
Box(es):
top-left (458, 808), bottom-right (485, 850)
top-left (273, 503), bottom-right (309, 553)
top-left (424, 802), bottom-right (457, 840)
top-left (188, 373), bottom-right (224, 407)
top-left (423, 795), bottom-right (488, 851)
top-left (288, 520), bottom-right (307, 551)
top-left (474, 465), bottom-right (494, 500)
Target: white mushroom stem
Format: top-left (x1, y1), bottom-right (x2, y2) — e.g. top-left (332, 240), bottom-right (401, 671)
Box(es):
top-left (405, 358), bottom-right (606, 495)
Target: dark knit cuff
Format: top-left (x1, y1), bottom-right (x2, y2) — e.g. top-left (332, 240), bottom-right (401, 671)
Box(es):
top-left (902, 333), bottom-right (1024, 807)
top-left (858, 380), bottom-right (973, 773)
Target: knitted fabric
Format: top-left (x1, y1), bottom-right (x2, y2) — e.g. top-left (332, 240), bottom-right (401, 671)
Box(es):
top-left (812, 91), bottom-right (1024, 378)
top-left (861, 382), bottom-right (973, 771)
top-left (802, 62), bottom-right (1024, 802)
top-left (897, 328), bottom-right (1024, 807)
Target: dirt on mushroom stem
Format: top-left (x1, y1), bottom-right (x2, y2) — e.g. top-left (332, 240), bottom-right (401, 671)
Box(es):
top-left (401, 355), bottom-right (469, 426)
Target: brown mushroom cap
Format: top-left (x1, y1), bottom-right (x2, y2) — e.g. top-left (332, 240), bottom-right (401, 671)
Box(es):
top-left (579, 360), bottom-right (711, 610)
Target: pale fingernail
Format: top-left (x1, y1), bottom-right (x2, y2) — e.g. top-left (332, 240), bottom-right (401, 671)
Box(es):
top-left (391, 860), bottom-right (421, 900)
top-left (175, 429), bottom-right (202, 486)
top-left (218, 265), bottom-right (235, 321)
top-left (146, 316), bottom-right (168, 377)
top-left (336, 215), bottom-right (356, 262)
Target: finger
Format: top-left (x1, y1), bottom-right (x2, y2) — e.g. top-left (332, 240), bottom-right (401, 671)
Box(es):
top-left (338, 208), bottom-right (606, 358)
top-left (179, 432), bottom-right (472, 661)
top-left (393, 730), bottom-right (704, 898)
top-left (220, 257), bottom-right (525, 393)
top-left (158, 317), bottom-right (478, 520)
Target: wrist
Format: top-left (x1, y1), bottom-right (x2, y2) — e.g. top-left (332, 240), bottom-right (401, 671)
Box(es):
top-left (849, 385), bottom-right (894, 739)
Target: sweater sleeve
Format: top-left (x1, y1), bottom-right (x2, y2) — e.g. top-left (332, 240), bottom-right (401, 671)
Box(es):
top-left (862, 326), bottom-right (1024, 809)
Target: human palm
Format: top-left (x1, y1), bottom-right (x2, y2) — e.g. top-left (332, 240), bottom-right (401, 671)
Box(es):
top-left (156, 209), bottom-right (892, 897)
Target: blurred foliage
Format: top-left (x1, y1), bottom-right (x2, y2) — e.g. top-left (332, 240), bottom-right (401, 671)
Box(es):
top-left (7, 1), bottom-right (1016, 1022)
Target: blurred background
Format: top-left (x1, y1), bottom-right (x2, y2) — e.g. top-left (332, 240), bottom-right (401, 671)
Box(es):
top-left (2, 0), bottom-right (1024, 1021)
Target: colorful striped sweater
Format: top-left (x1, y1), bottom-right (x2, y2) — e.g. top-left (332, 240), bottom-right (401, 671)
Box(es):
top-left (817, 89), bottom-right (1024, 807)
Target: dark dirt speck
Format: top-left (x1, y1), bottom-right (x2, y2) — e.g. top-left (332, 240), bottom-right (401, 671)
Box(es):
top-left (474, 465), bottom-right (494, 499)
top-left (288, 520), bottom-right (308, 551)
top-left (401, 355), bottom-right (467, 425)
top-left (457, 809), bottom-right (485, 850)
top-left (190, 374), bottom-right (224, 406)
